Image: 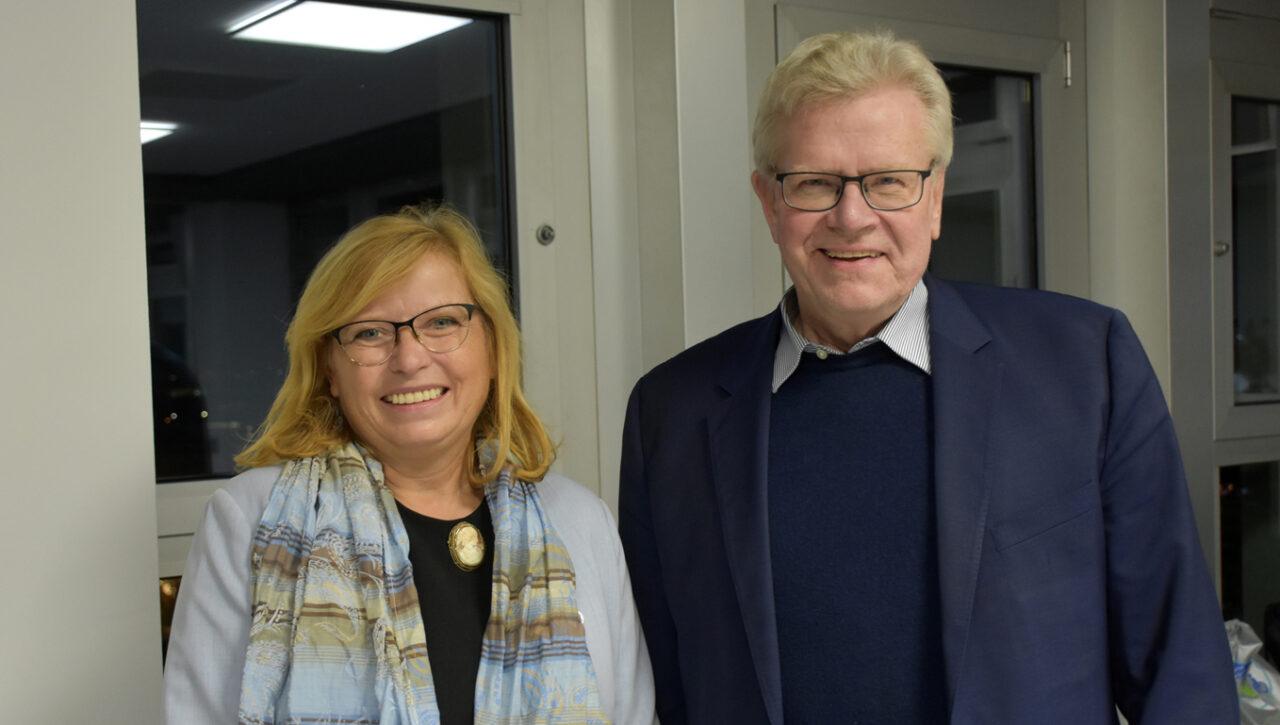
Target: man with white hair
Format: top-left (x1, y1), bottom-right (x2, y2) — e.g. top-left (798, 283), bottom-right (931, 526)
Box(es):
top-left (619, 30), bottom-right (1237, 724)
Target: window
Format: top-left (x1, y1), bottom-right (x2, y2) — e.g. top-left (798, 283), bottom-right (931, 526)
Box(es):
top-left (932, 66), bottom-right (1038, 288)
top-left (137, 0), bottom-right (510, 480)
top-left (1211, 10), bottom-right (1280, 440)
top-left (1210, 7), bottom-right (1280, 614)
top-left (1221, 460), bottom-right (1280, 635)
top-left (1231, 98), bottom-right (1280, 405)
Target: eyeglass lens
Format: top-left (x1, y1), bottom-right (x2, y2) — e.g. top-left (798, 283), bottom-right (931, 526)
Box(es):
top-left (336, 304), bottom-right (473, 365)
top-left (781, 171), bottom-right (925, 211)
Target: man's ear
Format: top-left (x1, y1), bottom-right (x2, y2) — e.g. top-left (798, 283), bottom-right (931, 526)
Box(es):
top-left (928, 167), bottom-right (946, 240)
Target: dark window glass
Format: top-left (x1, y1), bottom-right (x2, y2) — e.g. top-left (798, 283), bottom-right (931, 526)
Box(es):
top-left (137, 0), bottom-right (510, 480)
top-left (1221, 461), bottom-right (1280, 635)
top-left (933, 67), bottom-right (1038, 289)
top-left (1231, 97), bottom-right (1280, 404)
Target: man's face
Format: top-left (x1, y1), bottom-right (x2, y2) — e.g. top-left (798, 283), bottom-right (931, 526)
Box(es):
top-left (751, 85), bottom-right (944, 350)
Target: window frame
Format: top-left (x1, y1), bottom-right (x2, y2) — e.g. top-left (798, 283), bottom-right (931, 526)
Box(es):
top-left (1211, 55), bottom-right (1280, 442)
top-left (153, 0), bottom-right (598, 577)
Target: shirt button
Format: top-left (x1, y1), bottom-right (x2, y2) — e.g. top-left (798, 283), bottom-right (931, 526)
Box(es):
top-left (815, 349), bottom-right (828, 360)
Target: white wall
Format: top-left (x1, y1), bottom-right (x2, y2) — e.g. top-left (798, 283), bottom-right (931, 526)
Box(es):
top-left (584, 0), bottom-right (643, 509)
top-left (0, 1), bottom-right (162, 720)
top-left (1165, 0), bottom-right (1220, 587)
top-left (586, 0), bottom-right (758, 508)
top-left (1086, 0), bottom-right (1173, 393)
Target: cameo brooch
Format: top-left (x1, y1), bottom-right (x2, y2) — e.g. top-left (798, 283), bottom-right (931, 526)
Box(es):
top-left (448, 521), bottom-right (486, 572)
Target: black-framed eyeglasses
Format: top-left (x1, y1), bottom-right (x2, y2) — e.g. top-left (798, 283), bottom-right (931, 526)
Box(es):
top-left (775, 169), bottom-right (934, 212)
top-left (331, 303), bottom-right (478, 367)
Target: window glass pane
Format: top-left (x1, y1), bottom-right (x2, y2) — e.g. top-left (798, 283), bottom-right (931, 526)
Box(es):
top-left (932, 67), bottom-right (1038, 288)
top-left (138, 0), bottom-right (510, 480)
top-left (1221, 461), bottom-right (1280, 635)
top-left (1232, 97), bottom-right (1280, 405)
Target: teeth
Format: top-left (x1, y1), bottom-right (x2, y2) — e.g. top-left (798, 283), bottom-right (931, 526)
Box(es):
top-left (825, 250), bottom-right (881, 259)
top-left (385, 388), bottom-right (444, 405)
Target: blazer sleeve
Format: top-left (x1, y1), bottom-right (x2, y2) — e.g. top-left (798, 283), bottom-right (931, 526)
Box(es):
top-left (163, 486), bottom-right (256, 725)
top-left (580, 492), bottom-right (659, 725)
top-left (618, 380), bottom-right (690, 725)
top-left (1099, 311), bottom-right (1239, 723)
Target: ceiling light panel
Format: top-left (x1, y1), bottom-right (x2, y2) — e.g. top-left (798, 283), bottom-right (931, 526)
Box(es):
top-left (140, 121), bottom-right (177, 144)
top-left (230, 1), bottom-right (471, 53)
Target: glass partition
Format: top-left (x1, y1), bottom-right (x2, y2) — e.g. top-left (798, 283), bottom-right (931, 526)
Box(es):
top-left (931, 66), bottom-right (1038, 289)
top-left (1221, 460), bottom-right (1280, 635)
top-left (137, 0), bottom-right (510, 480)
top-left (1232, 98), bottom-right (1280, 405)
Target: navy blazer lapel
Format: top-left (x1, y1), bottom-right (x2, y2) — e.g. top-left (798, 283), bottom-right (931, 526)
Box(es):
top-left (706, 311), bottom-right (784, 725)
top-left (925, 276), bottom-right (1002, 708)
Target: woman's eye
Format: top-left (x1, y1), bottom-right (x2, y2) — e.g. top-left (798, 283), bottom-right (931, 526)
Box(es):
top-left (351, 327), bottom-right (385, 341)
top-left (419, 313), bottom-right (460, 333)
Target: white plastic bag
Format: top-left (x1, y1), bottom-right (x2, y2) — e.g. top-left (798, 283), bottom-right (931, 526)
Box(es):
top-left (1228, 619), bottom-right (1280, 724)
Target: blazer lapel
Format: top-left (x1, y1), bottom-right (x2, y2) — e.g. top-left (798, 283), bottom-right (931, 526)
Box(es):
top-left (925, 276), bottom-right (1002, 709)
top-left (700, 288), bottom-right (1000, 720)
top-left (707, 312), bottom-right (784, 725)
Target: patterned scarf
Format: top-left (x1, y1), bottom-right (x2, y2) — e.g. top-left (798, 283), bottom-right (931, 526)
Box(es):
top-left (238, 442), bottom-right (608, 724)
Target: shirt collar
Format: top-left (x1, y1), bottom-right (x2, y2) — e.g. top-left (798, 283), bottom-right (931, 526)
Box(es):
top-left (772, 279), bottom-right (932, 392)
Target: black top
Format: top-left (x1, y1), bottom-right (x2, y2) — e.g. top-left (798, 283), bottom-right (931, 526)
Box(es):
top-left (396, 499), bottom-right (495, 725)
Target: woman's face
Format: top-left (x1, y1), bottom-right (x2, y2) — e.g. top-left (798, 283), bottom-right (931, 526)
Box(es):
top-left (327, 251), bottom-right (492, 474)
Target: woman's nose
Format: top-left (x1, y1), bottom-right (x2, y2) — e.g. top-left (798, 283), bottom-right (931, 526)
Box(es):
top-left (386, 325), bottom-right (433, 371)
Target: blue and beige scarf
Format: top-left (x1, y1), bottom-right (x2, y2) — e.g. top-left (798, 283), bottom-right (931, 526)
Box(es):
top-left (238, 442), bottom-right (607, 724)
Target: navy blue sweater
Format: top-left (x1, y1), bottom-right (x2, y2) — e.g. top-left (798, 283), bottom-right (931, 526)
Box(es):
top-left (768, 342), bottom-right (946, 723)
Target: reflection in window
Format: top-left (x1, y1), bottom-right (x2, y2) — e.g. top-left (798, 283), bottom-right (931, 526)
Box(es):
top-left (1221, 461), bottom-right (1280, 635)
top-left (137, 1), bottom-right (509, 480)
top-left (931, 67), bottom-right (1038, 289)
top-left (1233, 98), bottom-right (1280, 404)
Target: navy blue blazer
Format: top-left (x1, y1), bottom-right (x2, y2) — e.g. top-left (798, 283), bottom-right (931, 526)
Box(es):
top-left (618, 275), bottom-right (1237, 724)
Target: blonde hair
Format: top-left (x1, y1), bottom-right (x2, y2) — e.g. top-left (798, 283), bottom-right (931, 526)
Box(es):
top-left (752, 29), bottom-right (953, 173)
top-left (236, 204), bottom-right (555, 485)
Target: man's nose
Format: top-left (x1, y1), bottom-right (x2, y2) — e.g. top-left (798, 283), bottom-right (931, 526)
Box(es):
top-left (827, 181), bottom-right (878, 227)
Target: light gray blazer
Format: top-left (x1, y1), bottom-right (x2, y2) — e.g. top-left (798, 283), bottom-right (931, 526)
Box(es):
top-left (163, 465), bottom-right (657, 724)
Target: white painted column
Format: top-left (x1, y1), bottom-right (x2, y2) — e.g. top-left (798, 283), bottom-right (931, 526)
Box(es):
top-left (0, 1), bottom-right (162, 719)
top-left (1086, 0), bottom-right (1173, 391)
top-left (586, 0), bottom-right (758, 510)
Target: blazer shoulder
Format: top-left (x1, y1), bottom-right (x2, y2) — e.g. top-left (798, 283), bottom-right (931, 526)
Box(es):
top-left (935, 278), bottom-right (1126, 346)
top-left (944, 278), bottom-right (1113, 318)
top-left (639, 311), bottom-right (779, 387)
top-left (204, 465), bottom-right (283, 526)
top-left (536, 471), bottom-right (612, 525)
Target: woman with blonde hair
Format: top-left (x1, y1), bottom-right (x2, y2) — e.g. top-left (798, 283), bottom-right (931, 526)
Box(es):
top-left (164, 204), bottom-right (655, 724)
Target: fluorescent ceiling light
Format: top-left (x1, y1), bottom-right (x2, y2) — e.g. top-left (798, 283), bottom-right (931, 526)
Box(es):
top-left (141, 121), bottom-right (177, 144)
top-left (229, 1), bottom-right (471, 53)
top-left (228, 0), bottom-right (296, 33)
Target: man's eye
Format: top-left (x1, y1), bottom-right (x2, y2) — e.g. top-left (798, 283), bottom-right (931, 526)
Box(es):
top-left (870, 174), bottom-right (906, 187)
top-left (799, 176), bottom-right (838, 189)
